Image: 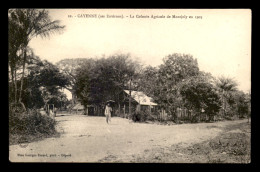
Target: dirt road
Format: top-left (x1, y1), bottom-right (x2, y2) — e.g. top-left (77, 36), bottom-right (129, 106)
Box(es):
top-left (9, 114), bottom-right (250, 162)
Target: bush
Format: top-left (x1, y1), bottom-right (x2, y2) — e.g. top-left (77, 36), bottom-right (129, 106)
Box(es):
top-left (148, 111), bottom-right (159, 121)
top-left (132, 110), bottom-right (149, 122)
top-left (9, 108), bottom-right (57, 144)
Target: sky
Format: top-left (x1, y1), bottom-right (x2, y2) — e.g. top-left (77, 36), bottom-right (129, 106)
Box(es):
top-left (29, 9), bottom-right (251, 98)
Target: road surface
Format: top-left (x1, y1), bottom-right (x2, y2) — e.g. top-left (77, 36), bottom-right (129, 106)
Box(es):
top-left (9, 114), bottom-right (249, 162)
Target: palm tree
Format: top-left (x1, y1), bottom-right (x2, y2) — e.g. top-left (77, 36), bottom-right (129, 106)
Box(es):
top-left (8, 9), bottom-right (65, 111)
top-left (215, 76), bottom-right (238, 118)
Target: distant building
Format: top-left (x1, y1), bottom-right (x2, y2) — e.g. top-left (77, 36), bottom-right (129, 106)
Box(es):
top-left (71, 103), bottom-right (97, 116)
top-left (119, 90), bottom-right (158, 117)
top-left (71, 103), bottom-right (84, 114)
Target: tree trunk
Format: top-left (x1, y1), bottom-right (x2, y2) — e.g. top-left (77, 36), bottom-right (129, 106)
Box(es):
top-left (14, 64), bottom-right (18, 104)
top-left (118, 103), bottom-right (121, 117)
top-left (18, 48), bottom-right (27, 111)
top-left (175, 108), bottom-right (178, 123)
top-left (47, 104), bottom-right (50, 116)
top-left (188, 109), bottom-right (191, 122)
top-left (10, 63), bottom-right (16, 103)
top-left (222, 90), bottom-right (226, 118)
top-left (72, 92), bottom-right (76, 107)
top-left (118, 92), bottom-right (120, 117)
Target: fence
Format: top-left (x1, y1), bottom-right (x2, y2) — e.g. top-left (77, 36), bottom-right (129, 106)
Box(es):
top-left (157, 108), bottom-right (214, 123)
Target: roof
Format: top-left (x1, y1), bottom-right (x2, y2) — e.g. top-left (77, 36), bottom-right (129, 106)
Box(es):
top-left (72, 103), bottom-right (84, 110)
top-left (124, 90), bottom-right (158, 106)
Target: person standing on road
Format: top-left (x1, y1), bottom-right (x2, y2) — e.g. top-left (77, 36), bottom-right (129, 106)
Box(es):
top-left (54, 107), bottom-right (57, 117)
top-left (105, 103), bottom-right (112, 124)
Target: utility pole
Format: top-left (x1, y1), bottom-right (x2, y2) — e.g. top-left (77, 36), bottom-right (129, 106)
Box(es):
top-left (129, 77), bottom-right (132, 118)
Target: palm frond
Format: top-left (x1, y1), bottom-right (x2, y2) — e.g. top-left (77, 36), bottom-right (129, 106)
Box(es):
top-left (215, 76), bottom-right (238, 92)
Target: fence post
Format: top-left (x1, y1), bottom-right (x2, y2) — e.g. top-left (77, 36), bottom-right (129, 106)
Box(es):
top-left (47, 104), bottom-right (49, 116)
top-left (124, 104), bottom-right (126, 118)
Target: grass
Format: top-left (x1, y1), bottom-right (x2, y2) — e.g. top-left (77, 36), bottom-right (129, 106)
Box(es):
top-left (125, 120), bottom-right (251, 163)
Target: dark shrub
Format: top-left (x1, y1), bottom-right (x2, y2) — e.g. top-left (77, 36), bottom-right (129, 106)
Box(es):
top-left (148, 111), bottom-right (159, 121)
top-left (9, 108), bottom-right (56, 137)
top-left (132, 110), bottom-right (149, 122)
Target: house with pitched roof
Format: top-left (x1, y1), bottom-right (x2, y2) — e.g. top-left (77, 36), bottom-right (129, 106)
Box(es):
top-left (118, 90), bottom-right (158, 117)
top-left (69, 89), bottom-right (159, 117)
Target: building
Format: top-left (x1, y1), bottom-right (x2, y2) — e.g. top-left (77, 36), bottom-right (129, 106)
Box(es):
top-left (70, 90), bottom-right (159, 117)
top-left (71, 103), bottom-right (84, 114)
top-left (71, 103), bottom-right (98, 116)
top-left (117, 90), bottom-right (158, 117)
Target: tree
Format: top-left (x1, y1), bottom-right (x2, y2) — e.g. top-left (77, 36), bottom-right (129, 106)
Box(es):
top-left (8, 9), bottom-right (65, 111)
top-left (215, 76), bottom-right (238, 118)
top-left (74, 58), bottom-right (98, 107)
top-left (47, 91), bottom-right (69, 110)
top-left (74, 54), bottom-right (140, 115)
top-left (8, 46), bottom-right (39, 111)
top-left (179, 73), bottom-right (221, 122)
top-left (22, 60), bottom-right (69, 109)
top-left (8, 17), bottom-right (23, 105)
top-left (159, 53), bottom-right (200, 84)
top-left (155, 53), bottom-right (200, 121)
top-left (231, 90), bottom-right (250, 119)
top-left (137, 66), bottom-right (159, 98)
top-left (56, 58), bottom-right (92, 107)
top-left (102, 54), bottom-right (139, 116)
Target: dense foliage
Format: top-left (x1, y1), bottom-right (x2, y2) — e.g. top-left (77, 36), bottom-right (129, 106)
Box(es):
top-left (8, 9), bottom-right (66, 142)
top-left (69, 53), bottom-right (251, 123)
top-left (74, 54), bottom-right (139, 109)
top-left (8, 9), bottom-right (65, 111)
top-left (9, 9), bottom-right (250, 130)
top-left (9, 109), bottom-right (57, 145)
top-left (179, 73), bottom-right (221, 121)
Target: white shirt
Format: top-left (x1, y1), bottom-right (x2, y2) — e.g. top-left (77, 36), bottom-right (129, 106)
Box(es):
top-left (105, 106), bottom-right (112, 116)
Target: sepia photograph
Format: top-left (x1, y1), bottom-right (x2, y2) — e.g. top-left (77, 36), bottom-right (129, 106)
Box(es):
top-left (8, 9), bottom-right (251, 163)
